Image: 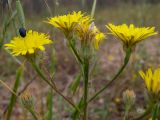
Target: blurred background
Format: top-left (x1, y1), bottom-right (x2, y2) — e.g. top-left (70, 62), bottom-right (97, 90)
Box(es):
top-left (0, 0), bottom-right (160, 120)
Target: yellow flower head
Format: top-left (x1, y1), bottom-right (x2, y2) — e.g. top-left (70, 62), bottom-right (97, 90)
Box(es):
top-left (5, 30), bottom-right (52, 56)
top-left (139, 67), bottom-right (160, 94)
top-left (76, 22), bottom-right (105, 49)
top-left (94, 32), bottom-right (105, 49)
top-left (46, 11), bottom-right (91, 35)
top-left (106, 23), bottom-right (157, 48)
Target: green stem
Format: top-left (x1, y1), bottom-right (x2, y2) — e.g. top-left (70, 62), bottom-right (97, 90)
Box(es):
top-left (88, 48), bottom-right (132, 103)
top-left (83, 59), bottom-right (89, 120)
top-left (124, 106), bottom-right (130, 120)
top-left (69, 40), bottom-right (82, 65)
top-left (30, 61), bottom-right (81, 113)
top-left (65, 34), bottom-right (82, 65)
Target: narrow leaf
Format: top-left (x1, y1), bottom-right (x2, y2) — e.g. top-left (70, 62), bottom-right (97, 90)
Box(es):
top-left (16, 0), bottom-right (25, 28)
top-left (47, 89), bottom-right (53, 120)
top-left (69, 73), bottom-right (81, 95)
top-left (6, 65), bottom-right (24, 120)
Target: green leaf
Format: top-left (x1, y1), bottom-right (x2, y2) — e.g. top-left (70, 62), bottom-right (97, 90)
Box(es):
top-left (47, 90), bottom-right (53, 120)
top-left (91, 0), bottom-right (97, 18)
top-left (0, 10), bottom-right (17, 49)
top-left (69, 73), bottom-right (81, 95)
top-left (6, 65), bottom-right (24, 120)
top-left (71, 98), bottom-right (84, 120)
top-left (16, 0), bottom-right (25, 28)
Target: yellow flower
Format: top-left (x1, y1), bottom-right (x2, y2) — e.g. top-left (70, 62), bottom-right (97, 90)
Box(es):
top-left (76, 22), bottom-right (105, 49)
top-left (106, 23), bottom-right (157, 48)
top-left (94, 32), bottom-right (105, 49)
top-left (139, 67), bottom-right (160, 94)
top-left (46, 11), bottom-right (91, 35)
top-left (5, 30), bottom-right (52, 56)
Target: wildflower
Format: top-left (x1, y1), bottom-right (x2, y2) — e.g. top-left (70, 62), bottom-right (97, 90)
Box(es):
top-left (4, 30), bottom-right (52, 56)
top-left (106, 23), bottom-right (157, 49)
top-left (76, 22), bottom-right (105, 49)
top-left (46, 11), bottom-right (91, 35)
top-left (94, 32), bottom-right (105, 49)
top-left (123, 90), bottom-right (136, 107)
top-left (123, 90), bottom-right (136, 120)
top-left (139, 67), bottom-right (160, 95)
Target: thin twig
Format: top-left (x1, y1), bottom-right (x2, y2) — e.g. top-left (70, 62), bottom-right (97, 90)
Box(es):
top-left (43, 0), bottom-right (53, 16)
top-left (0, 80), bottom-right (17, 96)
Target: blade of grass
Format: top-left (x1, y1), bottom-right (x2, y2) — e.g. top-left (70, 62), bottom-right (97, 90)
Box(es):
top-left (7, 0), bottom-right (18, 35)
top-left (72, 98), bottom-right (83, 120)
top-left (58, 96), bottom-right (62, 119)
top-left (47, 89), bottom-right (53, 120)
top-left (91, 0), bottom-right (97, 18)
top-left (16, 0), bottom-right (25, 28)
top-left (0, 10), bottom-right (17, 49)
top-left (43, 0), bottom-right (53, 16)
top-left (69, 73), bottom-right (81, 95)
top-left (6, 65), bottom-right (24, 120)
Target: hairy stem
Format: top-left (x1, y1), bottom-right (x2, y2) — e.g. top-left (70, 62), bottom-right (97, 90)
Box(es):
top-left (83, 59), bottom-right (89, 120)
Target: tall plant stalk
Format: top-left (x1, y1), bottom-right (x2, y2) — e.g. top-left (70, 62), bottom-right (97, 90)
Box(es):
top-left (30, 61), bottom-right (80, 113)
top-left (83, 59), bottom-right (89, 120)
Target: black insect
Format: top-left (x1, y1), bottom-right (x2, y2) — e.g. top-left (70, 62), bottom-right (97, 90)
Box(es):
top-left (19, 28), bottom-right (26, 37)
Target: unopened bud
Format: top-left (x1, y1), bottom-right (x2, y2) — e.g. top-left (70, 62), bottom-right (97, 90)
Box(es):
top-left (20, 91), bottom-right (34, 109)
top-left (123, 89), bottom-right (136, 107)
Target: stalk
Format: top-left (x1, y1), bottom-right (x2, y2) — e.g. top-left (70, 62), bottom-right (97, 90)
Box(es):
top-left (30, 61), bottom-right (81, 113)
top-left (123, 106), bottom-right (130, 120)
top-left (68, 38), bottom-right (82, 65)
top-left (83, 59), bottom-right (89, 120)
top-left (88, 48), bottom-right (132, 103)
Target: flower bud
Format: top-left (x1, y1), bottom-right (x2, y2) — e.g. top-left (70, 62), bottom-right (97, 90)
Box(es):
top-left (123, 89), bottom-right (136, 107)
top-left (20, 91), bottom-right (34, 109)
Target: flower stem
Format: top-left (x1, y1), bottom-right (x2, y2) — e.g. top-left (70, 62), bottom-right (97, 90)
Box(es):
top-left (30, 61), bottom-right (81, 113)
top-left (65, 34), bottom-right (82, 65)
top-left (124, 106), bottom-right (130, 120)
top-left (69, 39), bottom-right (82, 65)
top-left (83, 59), bottom-right (89, 120)
top-left (88, 48), bottom-right (132, 103)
